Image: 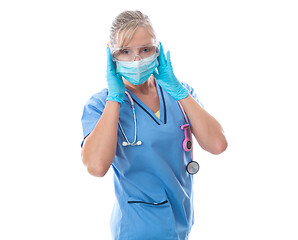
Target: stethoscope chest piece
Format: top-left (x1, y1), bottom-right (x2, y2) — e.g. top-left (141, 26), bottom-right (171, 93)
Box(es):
top-left (186, 161), bottom-right (200, 175)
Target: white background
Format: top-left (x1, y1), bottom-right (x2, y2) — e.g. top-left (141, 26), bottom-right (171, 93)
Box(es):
top-left (1, 0), bottom-right (297, 239)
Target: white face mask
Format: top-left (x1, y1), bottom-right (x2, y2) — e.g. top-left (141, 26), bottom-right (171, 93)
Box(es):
top-left (116, 53), bottom-right (159, 85)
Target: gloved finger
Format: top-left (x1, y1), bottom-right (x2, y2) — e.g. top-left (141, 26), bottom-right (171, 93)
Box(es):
top-left (153, 70), bottom-right (159, 79)
top-left (116, 73), bottom-right (123, 82)
top-left (166, 51), bottom-right (172, 67)
top-left (158, 42), bottom-right (167, 67)
top-left (106, 47), bottom-right (115, 73)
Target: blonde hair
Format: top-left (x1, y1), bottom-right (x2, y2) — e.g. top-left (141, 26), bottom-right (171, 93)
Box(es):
top-left (109, 10), bottom-right (156, 50)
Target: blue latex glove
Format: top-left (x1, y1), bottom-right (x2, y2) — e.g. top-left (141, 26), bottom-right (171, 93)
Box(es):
top-left (153, 42), bottom-right (189, 101)
top-left (106, 47), bottom-right (125, 105)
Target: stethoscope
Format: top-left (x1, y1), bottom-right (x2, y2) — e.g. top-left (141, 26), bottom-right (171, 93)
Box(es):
top-left (118, 91), bottom-right (199, 175)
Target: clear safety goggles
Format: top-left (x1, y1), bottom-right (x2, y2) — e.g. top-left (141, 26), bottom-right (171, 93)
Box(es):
top-left (112, 43), bottom-right (160, 62)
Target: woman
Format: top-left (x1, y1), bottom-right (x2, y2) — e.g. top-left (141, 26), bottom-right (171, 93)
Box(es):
top-left (81, 10), bottom-right (227, 240)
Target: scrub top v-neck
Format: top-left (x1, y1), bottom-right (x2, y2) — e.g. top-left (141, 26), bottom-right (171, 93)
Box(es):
top-left (81, 80), bottom-right (203, 240)
top-left (124, 78), bottom-right (166, 125)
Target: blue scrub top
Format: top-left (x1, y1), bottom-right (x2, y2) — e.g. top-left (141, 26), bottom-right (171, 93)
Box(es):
top-left (81, 79), bottom-right (203, 240)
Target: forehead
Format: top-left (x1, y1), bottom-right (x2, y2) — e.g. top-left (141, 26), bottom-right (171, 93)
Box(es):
top-left (120, 27), bottom-right (155, 48)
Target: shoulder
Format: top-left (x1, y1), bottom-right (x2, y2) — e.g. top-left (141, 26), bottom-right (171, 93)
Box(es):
top-left (81, 88), bottom-right (109, 117)
top-left (180, 81), bottom-right (204, 108)
top-left (84, 88), bottom-right (109, 109)
top-left (181, 81), bottom-right (195, 93)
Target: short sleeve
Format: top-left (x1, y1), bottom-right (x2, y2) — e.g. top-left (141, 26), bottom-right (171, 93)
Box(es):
top-left (81, 89), bottom-right (108, 148)
top-left (180, 82), bottom-right (204, 128)
top-left (181, 81), bottom-right (204, 109)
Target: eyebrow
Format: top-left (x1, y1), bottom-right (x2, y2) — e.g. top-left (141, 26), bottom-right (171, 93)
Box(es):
top-left (122, 42), bottom-right (155, 48)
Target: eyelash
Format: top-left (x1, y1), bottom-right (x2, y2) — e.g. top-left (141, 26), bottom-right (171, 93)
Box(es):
top-left (121, 49), bottom-right (130, 54)
top-left (119, 47), bottom-right (153, 55)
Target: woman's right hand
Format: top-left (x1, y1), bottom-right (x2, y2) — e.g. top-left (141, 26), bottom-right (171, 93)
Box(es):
top-left (106, 47), bottom-right (125, 105)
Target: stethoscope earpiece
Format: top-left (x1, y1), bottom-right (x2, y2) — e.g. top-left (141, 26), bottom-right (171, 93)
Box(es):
top-left (122, 140), bottom-right (142, 147)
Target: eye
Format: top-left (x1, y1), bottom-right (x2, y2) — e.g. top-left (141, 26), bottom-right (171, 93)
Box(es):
top-left (120, 49), bottom-right (130, 55)
top-left (141, 47), bottom-right (151, 53)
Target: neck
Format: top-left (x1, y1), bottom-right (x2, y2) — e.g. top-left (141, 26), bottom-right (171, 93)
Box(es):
top-left (124, 75), bottom-right (155, 95)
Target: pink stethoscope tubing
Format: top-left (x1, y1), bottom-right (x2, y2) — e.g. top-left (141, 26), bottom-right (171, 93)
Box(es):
top-left (178, 101), bottom-right (199, 175)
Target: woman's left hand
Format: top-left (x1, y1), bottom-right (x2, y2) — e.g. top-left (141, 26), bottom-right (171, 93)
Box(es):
top-left (153, 42), bottom-right (189, 101)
